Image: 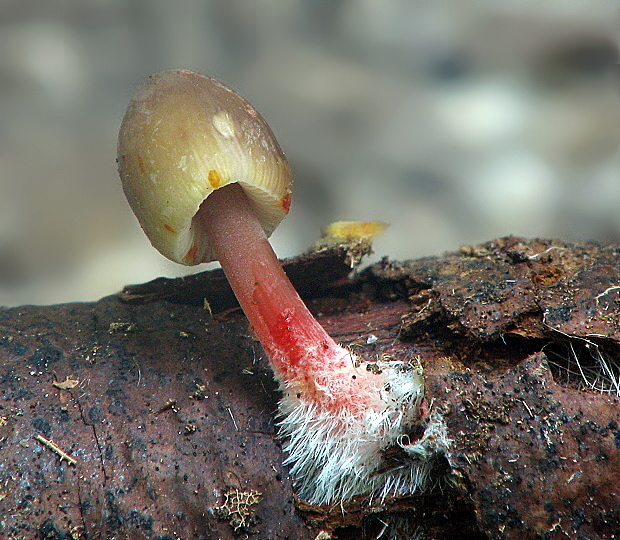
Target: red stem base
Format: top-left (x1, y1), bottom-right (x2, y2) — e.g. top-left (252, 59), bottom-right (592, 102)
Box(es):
top-left (196, 184), bottom-right (382, 414)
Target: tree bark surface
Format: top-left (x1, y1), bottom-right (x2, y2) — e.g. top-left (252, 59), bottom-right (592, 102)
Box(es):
top-left (1, 237), bottom-right (619, 539)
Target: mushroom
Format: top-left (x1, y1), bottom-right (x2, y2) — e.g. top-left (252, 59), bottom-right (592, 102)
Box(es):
top-left (118, 69), bottom-right (448, 506)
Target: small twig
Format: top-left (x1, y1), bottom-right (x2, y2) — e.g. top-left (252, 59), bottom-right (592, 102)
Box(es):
top-left (34, 434), bottom-right (77, 466)
top-left (203, 298), bottom-right (214, 319)
top-left (226, 406), bottom-right (239, 430)
top-left (595, 285), bottom-right (620, 310)
top-left (154, 398), bottom-right (178, 415)
top-left (527, 246), bottom-right (566, 260)
top-left (518, 398), bottom-right (534, 418)
top-left (133, 358), bottom-right (142, 387)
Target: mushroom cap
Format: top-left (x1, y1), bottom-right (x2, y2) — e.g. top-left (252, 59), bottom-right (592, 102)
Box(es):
top-left (118, 69), bottom-right (292, 265)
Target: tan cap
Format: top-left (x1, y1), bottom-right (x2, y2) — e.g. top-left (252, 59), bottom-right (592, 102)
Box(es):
top-left (118, 69), bottom-right (292, 265)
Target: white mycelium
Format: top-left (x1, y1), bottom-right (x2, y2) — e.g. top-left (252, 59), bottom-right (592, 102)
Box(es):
top-left (277, 359), bottom-right (450, 506)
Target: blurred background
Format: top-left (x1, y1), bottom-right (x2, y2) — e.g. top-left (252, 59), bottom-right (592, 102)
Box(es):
top-left (0, 1), bottom-right (619, 306)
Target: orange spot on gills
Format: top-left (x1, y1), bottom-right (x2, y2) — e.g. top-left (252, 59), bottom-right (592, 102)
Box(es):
top-left (164, 224), bottom-right (175, 233)
top-left (281, 192), bottom-right (292, 214)
top-left (183, 245), bottom-right (199, 264)
top-left (208, 169), bottom-right (222, 189)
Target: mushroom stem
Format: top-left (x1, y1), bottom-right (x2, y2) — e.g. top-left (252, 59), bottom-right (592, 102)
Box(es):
top-left (197, 183), bottom-right (381, 414)
top-left (197, 184), bottom-right (448, 507)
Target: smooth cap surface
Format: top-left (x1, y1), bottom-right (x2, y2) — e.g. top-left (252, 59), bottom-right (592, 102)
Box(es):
top-left (118, 69), bottom-right (292, 264)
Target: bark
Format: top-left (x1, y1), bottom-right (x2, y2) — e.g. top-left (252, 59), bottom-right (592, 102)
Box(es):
top-left (1, 236), bottom-right (619, 540)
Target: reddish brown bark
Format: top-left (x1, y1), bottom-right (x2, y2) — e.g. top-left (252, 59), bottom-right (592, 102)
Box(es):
top-left (1, 237), bottom-right (619, 539)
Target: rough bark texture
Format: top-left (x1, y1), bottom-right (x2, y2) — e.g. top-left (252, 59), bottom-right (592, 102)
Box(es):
top-left (1, 236), bottom-right (619, 539)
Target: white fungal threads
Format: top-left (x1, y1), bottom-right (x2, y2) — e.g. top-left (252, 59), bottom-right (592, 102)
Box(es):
top-left (277, 359), bottom-right (450, 506)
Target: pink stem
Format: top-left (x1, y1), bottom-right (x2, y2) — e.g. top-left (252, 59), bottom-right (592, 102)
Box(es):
top-left (196, 184), bottom-right (357, 404)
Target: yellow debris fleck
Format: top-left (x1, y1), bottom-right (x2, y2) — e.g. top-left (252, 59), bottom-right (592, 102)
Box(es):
top-left (53, 376), bottom-right (80, 390)
top-left (323, 221), bottom-right (388, 241)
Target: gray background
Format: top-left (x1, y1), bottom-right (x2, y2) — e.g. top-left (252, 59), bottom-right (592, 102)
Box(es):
top-left (1, 1), bottom-right (619, 306)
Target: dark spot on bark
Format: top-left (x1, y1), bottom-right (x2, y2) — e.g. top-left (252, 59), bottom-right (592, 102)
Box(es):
top-left (79, 497), bottom-right (92, 515)
top-left (105, 490), bottom-right (123, 530)
top-left (30, 345), bottom-right (63, 370)
top-left (545, 305), bottom-right (575, 324)
top-left (596, 450), bottom-right (610, 462)
top-left (571, 508), bottom-right (587, 529)
top-left (32, 418), bottom-right (52, 437)
top-left (108, 400), bottom-right (126, 416)
top-left (1, 368), bottom-right (18, 384)
top-left (104, 443), bottom-right (114, 460)
top-left (88, 405), bottom-right (103, 424)
top-left (17, 495), bottom-right (33, 510)
top-left (39, 518), bottom-right (71, 539)
top-left (0, 336), bottom-right (27, 356)
top-left (57, 408), bottom-right (71, 423)
top-left (127, 509), bottom-right (154, 531)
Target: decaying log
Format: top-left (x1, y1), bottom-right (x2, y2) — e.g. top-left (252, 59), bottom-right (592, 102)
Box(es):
top-left (1, 236), bottom-right (619, 539)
